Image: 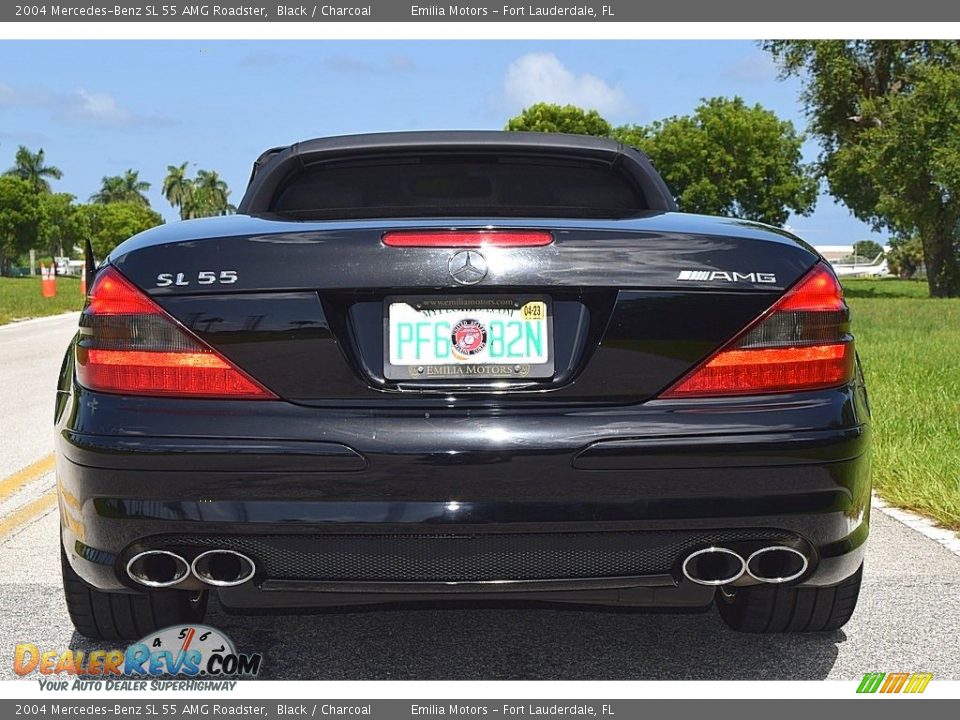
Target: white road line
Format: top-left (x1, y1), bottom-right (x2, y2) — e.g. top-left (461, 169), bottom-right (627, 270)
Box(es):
top-left (872, 493), bottom-right (960, 558)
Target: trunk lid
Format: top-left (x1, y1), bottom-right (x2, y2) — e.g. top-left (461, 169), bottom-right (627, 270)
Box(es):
top-left (108, 214), bottom-right (819, 405)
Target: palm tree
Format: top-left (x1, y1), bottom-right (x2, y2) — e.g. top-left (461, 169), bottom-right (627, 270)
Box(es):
top-left (162, 162), bottom-right (193, 220)
top-left (90, 169), bottom-right (151, 206)
top-left (195, 170), bottom-right (230, 210)
top-left (183, 169), bottom-right (235, 218)
top-left (5, 146), bottom-right (63, 193)
top-left (90, 175), bottom-right (124, 204)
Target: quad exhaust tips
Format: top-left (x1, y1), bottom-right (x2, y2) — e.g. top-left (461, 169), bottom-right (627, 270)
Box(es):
top-left (746, 546), bottom-right (809, 584)
top-left (126, 550), bottom-right (191, 588)
top-left (190, 550), bottom-right (257, 587)
top-left (682, 545), bottom-right (809, 586)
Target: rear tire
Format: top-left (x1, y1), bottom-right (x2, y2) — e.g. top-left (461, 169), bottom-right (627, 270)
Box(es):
top-left (716, 564), bottom-right (862, 633)
top-left (61, 545), bottom-right (207, 641)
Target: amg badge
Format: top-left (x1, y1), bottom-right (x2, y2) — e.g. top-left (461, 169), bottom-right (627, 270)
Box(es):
top-left (677, 270), bottom-right (777, 284)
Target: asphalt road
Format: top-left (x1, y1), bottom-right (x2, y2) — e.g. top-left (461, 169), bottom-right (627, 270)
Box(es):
top-left (0, 313), bottom-right (78, 478)
top-left (1, 313), bottom-right (958, 681)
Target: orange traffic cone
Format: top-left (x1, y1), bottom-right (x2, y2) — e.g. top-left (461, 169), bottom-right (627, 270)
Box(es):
top-left (40, 262), bottom-right (57, 298)
top-left (80, 264), bottom-right (86, 296)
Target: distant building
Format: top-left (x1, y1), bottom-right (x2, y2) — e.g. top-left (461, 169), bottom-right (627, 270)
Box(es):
top-left (814, 245), bottom-right (859, 262)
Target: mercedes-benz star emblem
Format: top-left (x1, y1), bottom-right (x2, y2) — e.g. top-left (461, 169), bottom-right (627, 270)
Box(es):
top-left (448, 250), bottom-right (487, 285)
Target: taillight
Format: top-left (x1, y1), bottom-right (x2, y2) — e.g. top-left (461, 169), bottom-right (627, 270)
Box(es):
top-left (76, 267), bottom-right (275, 399)
top-left (660, 263), bottom-right (854, 398)
top-left (382, 230), bottom-right (553, 247)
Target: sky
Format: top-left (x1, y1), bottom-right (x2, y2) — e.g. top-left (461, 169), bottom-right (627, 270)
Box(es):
top-left (0, 40), bottom-right (884, 245)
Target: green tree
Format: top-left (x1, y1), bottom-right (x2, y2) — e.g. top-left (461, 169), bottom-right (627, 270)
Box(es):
top-left (181, 169), bottom-right (236, 219)
top-left (194, 169), bottom-right (233, 214)
top-left (505, 103), bottom-right (613, 136)
top-left (38, 193), bottom-right (86, 263)
top-left (886, 235), bottom-right (925, 278)
top-left (852, 239), bottom-right (885, 261)
top-left (615, 97), bottom-right (818, 225)
top-left (91, 170), bottom-right (151, 206)
top-left (764, 40), bottom-right (960, 297)
top-left (77, 202), bottom-right (163, 259)
top-left (0, 176), bottom-right (42, 275)
top-left (162, 164), bottom-right (236, 219)
top-left (162, 162), bottom-right (193, 220)
top-left (4, 146), bottom-right (62, 193)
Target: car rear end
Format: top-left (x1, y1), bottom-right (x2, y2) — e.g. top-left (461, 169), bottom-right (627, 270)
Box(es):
top-left (55, 132), bottom-right (870, 639)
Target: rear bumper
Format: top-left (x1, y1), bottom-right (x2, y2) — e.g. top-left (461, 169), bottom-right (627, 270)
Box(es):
top-left (55, 379), bottom-right (871, 608)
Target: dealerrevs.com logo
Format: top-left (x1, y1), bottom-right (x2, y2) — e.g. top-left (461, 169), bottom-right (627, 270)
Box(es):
top-left (14, 625), bottom-right (262, 690)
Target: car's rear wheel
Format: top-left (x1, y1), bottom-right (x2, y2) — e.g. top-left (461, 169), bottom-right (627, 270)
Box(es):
top-left (716, 564), bottom-right (862, 633)
top-left (61, 545), bottom-right (207, 641)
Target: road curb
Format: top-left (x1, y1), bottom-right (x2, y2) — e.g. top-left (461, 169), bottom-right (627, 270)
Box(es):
top-left (0, 311), bottom-right (80, 331)
top-left (872, 494), bottom-right (960, 558)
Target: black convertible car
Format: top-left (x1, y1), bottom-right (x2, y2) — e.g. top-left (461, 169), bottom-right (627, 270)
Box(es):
top-left (56, 131), bottom-right (870, 640)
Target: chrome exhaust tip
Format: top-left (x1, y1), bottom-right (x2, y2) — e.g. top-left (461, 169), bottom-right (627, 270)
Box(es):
top-left (681, 547), bottom-right (746, 586)
top-left (191, 550), bottom-right (256, 587)
top-left (126, 550), bottom-right (190, 588)
top-left (746, 546), bottom-right (809, 584)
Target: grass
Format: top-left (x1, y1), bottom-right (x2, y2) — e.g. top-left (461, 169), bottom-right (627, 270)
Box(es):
top-left (0, 275), bottom-right (85, 325)
top-left (843, 278), bottom-right (960, 530)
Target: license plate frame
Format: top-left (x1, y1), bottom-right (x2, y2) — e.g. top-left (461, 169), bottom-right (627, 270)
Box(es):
top-left (383, 294), bottom-right (555, 381)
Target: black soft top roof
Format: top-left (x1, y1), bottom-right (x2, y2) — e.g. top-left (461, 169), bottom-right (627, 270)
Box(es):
top-left (237, 130), bottom-right (677, 215)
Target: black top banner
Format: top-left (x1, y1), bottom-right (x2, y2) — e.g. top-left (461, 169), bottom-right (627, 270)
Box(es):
top-left (5, 0), bottom-right (960, 22)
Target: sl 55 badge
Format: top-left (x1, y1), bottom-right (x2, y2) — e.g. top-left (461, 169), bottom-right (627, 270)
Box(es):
top-left (156, 270), bottom-right (238, 287)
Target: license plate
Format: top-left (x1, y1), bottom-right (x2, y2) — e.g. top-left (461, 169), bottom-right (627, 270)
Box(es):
top-left (384, 295), bottom-right (554, 380)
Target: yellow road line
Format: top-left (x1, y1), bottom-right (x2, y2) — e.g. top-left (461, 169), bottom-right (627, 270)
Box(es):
top-left (0, 490), bottom-right (57, 537)
top-left (0, 454), bottom-right (55, 499)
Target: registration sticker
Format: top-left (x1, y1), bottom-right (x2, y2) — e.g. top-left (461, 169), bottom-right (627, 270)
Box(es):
top-left (520, 301), bottom-right (546, 321)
